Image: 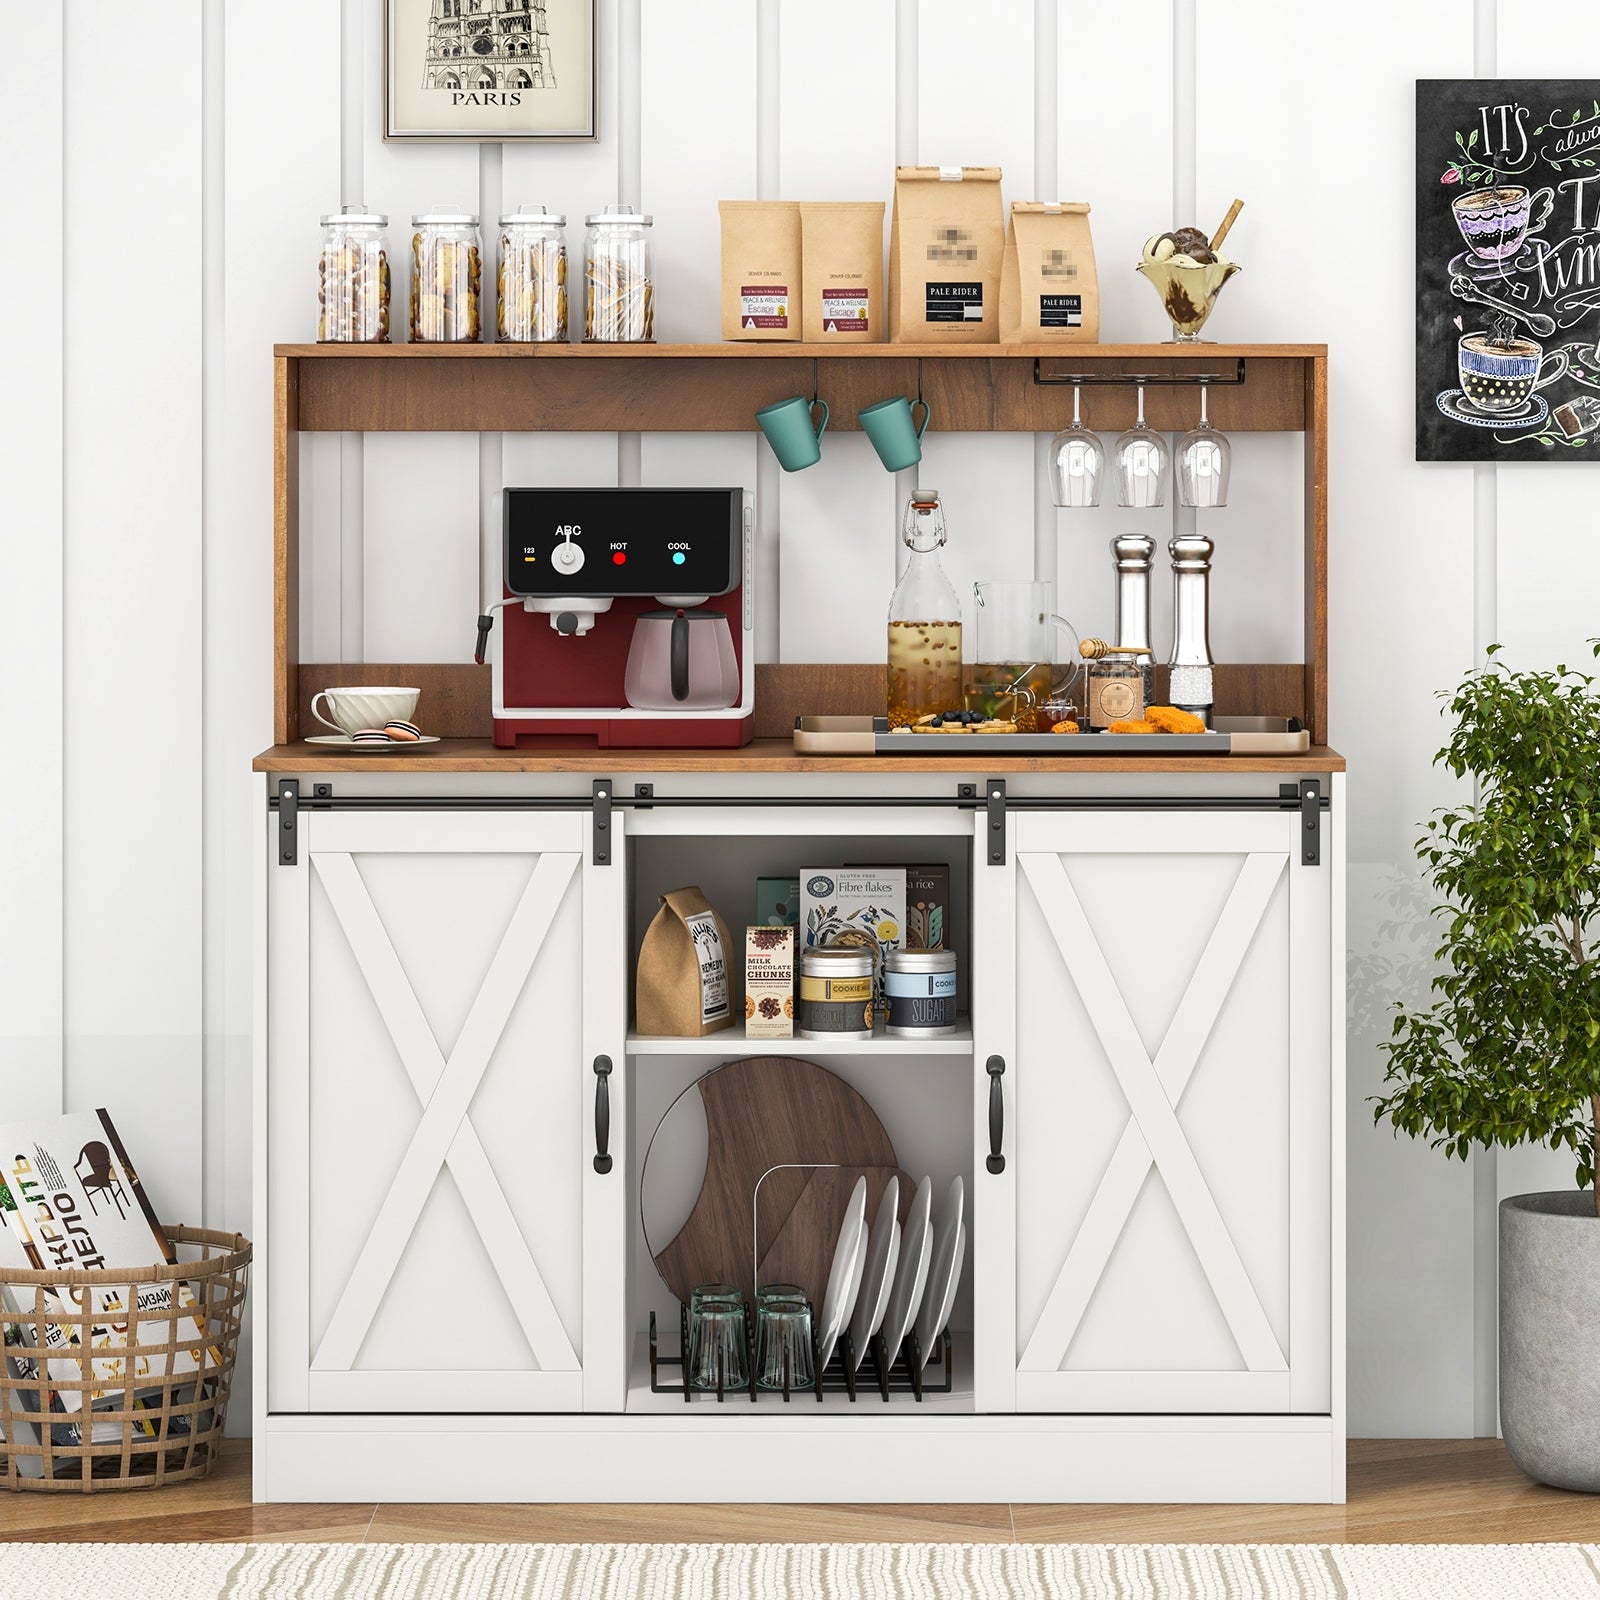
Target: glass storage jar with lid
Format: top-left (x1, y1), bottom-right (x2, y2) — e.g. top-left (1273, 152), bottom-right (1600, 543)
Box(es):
top-left (318, 205), bottom-right (390, 343)
top-left (886, 491), bottom-right (963, 728)
top-left (584, 205), bottom-right (654, 342)
top-left (498, 205), bottom-right (568, 343)
top-left (410, 209), bottom-right (482, 343)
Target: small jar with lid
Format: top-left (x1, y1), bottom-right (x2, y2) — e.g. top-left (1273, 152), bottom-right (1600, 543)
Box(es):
top-left (885, 950), bottom-right (958, 1038)
top-left (1080, 637), bottom-right (1151, 729)
top-left (498, 206), bottom-right (568, 343)
top-left (410, 209), bottom-right (482, 343)
top-left (584, 205), bottom-right (655, 342)
top-left (318, 205), bottom-right (390, 343)
top-left (798, 947), bottom-right (875, 1041)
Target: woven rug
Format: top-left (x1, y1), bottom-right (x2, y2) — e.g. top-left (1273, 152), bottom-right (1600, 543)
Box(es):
top-left (3, 1543), bottom-right (1600, 1599)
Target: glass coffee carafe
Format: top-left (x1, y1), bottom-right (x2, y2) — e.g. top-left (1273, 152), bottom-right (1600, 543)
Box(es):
top-left (966, 581), bottom-right (1081, 731)
top-left (887, 492), bottom-right (963, 728)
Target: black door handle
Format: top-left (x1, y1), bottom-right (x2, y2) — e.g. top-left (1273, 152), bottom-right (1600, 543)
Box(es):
top-left (593, 1056), bottom-right (613, 1174)
top-left (986, 1055), bottom-right (1006, 1174)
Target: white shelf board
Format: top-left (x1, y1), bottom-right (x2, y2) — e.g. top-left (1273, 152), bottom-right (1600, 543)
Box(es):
top-left (625, 1021), bottom-right (974, 1056)
top-left (626, 1331), bottom-right (974, 1416)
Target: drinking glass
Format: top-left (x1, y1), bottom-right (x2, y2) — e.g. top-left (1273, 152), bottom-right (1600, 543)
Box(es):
top-left (1175, 384), bottom-right (1231, 508)
top-left (689, 1284), bottom-right (741, 1314)
top-left (755, 1299), bottom-right (816, 1391)
top-left (1049, 384), bottom-right (1104, 508)
top-left (688, 1302), bottom-right (749, 1392)
top-left (1114, 384), bottom-right (1169, 508)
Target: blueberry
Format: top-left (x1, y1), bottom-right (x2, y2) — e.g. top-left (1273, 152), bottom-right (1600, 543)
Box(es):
top-left (929, 714), bottom-right (944, 726)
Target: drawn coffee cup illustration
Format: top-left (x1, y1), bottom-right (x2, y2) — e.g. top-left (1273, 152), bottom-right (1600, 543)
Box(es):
top-left (1450, 185), bottom-right (1554, 264)
top-left (1457, 331), bottom-right (1568, 413)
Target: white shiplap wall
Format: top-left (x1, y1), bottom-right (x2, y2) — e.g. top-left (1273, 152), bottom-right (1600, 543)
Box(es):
top-left (4, 0), bottom-right (1595, 1440)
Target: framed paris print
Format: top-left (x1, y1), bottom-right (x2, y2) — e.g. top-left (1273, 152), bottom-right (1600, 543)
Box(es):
top-left (385, 0), bottom-right (597, 142)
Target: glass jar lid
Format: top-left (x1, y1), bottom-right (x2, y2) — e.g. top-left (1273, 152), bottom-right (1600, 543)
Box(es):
top-left (501, 204), bottom-right (566, 228)
top-left (412, 209), bottom-right (480, 226)
top-left (886, 949), bottom-right (957, 973)
top-left (585, 204), bottom-right (652, 226)
top-left (320, 203), bottom-right (388, 226)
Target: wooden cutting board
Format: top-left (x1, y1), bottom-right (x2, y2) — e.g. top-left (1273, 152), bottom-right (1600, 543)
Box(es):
top-left (652, 1056), bottom-right (909, 1307)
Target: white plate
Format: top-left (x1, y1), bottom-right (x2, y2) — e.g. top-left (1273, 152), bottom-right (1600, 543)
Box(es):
top-left (846, 1178), bottom-right (901, 1371)
top-left (878, 1175), bottom-right (933, 1368)
top-left (304, 734), bottom-right (441, 751)
top-left (815, 1175), bottom-right (868, 1373)
top-left (915, 1175), bottom-right (967, 1365)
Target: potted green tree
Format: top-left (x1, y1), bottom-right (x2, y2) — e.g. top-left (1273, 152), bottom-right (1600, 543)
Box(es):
top-left (1375, 645), bottom-right (1600, 1491)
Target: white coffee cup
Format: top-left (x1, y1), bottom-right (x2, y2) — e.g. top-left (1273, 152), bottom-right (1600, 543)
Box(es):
top-left (310, 686), bottom-right (420, 737)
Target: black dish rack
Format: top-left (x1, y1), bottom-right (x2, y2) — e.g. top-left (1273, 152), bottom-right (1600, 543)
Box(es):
top-left (648, 1300), bottom-right (953, 1404)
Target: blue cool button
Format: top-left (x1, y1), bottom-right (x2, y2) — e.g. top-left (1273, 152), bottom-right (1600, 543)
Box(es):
top-left (672, 551), bottom-right (686, 565)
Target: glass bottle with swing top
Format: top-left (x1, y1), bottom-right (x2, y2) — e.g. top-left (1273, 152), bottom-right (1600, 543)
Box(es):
top-left (887, 492), bottom-right (963, 728)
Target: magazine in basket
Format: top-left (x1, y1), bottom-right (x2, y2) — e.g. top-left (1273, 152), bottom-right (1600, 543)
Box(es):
top-left (0, 1108), bottom-right (220, 1415)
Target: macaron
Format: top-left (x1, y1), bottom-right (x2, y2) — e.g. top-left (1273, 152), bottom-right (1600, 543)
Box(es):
top-left (384, 720), bottom-right (422, 741)
top-left (351, 728), bottom-right (391, 744)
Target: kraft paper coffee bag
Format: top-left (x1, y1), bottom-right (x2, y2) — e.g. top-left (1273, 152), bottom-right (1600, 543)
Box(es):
top-left (889, 166), bottom-right (1004, 343)
top-left (800, 201), bottom-right (885, 342)
top-left (636, 886), bottom-right (737, 1036)
top-left (719, 201), bottom-right (802, 341)
top-left (1000, 202), bottom-right (1099, 342)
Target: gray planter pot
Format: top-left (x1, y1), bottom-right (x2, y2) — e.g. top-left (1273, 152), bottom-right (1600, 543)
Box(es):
top-left (1500, 1190), bottom-right (1600, 1492)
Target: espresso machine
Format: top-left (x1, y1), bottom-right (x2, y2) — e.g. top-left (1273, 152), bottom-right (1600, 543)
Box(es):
top-left (474, 487), bottom-right (755, 749)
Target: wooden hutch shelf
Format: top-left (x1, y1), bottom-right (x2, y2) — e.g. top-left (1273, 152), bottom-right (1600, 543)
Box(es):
top-left (271, 341), bottom-right (1328, 754)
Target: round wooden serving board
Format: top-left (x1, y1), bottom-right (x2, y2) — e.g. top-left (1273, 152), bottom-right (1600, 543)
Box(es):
top-left (650, 1056), bottom-right (913, 1309)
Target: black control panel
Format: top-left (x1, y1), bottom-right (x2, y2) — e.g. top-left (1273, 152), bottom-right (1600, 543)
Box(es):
top-left (503, 487), bottom-right (743, 597)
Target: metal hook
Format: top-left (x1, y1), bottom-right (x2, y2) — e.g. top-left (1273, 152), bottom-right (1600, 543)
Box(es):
top-left (916, 358), bottom-right (925, 407)
top-left (812, 357), bottom-right (820, 408)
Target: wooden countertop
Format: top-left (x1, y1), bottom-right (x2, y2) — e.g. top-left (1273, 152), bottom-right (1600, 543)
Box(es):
top-left (254, 737), bottom-right (1347, 775)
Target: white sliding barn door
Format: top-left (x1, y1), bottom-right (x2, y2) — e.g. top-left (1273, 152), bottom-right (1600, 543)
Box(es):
top-left (267, 809), bottom-right (621, 1414)
top-left (1006, 811), bottom-right (1331, 1414)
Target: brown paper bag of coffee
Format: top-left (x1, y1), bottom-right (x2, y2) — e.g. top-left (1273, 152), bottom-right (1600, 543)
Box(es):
top-left (889, 166), bottom-right (1004, 343)
top-left (800, 201), bottom-right (885, 342)
top-left (1000, 202), bottom-right (1099, 342)
top-left (636, 886), bottom-right (737, 1036)
top-left (719, 201), bottom-right (802, 341)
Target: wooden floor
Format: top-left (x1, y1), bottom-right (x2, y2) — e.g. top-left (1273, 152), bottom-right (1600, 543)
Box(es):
top-left (2, 1440), bottom-right (1599, 1544)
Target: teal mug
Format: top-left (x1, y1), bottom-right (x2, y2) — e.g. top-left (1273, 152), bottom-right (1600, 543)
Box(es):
top-left (755, 394), bottom-right (829, 471)
top-left (859, 395), bottom-right (931, 471)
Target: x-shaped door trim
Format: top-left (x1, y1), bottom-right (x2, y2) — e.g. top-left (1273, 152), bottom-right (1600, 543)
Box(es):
top-left (1018, 850), bottom-right (1288, 1374)
top-left (310, 850), bottom-right (581, 1375)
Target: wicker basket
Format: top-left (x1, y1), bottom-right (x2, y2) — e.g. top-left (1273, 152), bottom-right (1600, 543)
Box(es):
top-left (0, 1226), bottom-right (250, 1492)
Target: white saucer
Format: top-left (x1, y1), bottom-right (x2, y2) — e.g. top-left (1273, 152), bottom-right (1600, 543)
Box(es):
top-left (1435, 389), bottom-right (1549, 430)
top-left (815, 1176), bottom-right (868, 1374)
top-left (847, 1178), bottom-right (901, 1371)
top-left (305, 734), bottom-right (442, 751)
top-left (878, 1176), bottom-right (933, 1368)
top-left (1448, 245), bottom-right (1540, 282)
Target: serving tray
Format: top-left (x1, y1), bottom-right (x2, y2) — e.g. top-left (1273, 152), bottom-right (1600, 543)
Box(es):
top-left (794, 714), bottom-right (1310, 757)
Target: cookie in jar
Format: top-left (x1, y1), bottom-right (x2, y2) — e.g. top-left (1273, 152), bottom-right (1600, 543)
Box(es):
top-left (410, 210), bottom-right (482, 343)
top-left (497, 206), bottom-right (568, 342)
top-left (317, 205), bottom-right (390, 343)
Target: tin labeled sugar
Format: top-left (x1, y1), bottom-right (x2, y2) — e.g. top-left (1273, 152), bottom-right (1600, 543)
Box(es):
top-left (885, 950), bottom-right (958, 1037)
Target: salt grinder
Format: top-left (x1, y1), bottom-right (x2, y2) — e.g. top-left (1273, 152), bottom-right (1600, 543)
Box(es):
top-left (1167, 534), bottom-right (1215, 725)
top-left (1111, 535), bottom-right (1157, 711)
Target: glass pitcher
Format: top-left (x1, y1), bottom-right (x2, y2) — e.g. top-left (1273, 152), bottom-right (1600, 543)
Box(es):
top-left (967, 581), bottom-right (1081, 731)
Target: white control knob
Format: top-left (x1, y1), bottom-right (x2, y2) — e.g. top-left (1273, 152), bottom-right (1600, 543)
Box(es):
top-left (551, 539), bottom-right (584, 575)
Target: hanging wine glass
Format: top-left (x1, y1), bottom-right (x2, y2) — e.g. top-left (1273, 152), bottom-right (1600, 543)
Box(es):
top-left (1114, 383), bottom-right (1169, 508)
top-left (1049, 383), bottom-right (1104, 508)
top-left (1175, 383), bottom-right (1231, 507)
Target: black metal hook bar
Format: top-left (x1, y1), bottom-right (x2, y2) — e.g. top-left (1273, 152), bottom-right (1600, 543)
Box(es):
top-left (1032, 357), bottom-right (1247, 388)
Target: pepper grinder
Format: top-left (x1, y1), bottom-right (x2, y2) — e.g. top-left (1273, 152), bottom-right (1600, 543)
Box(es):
top-left (1111, 535), bottom-right (1157, 712)
top-left (1168, 534), bottom-right (1214, 725)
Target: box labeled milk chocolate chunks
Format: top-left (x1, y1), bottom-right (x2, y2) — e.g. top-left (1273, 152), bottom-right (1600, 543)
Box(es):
top-left (889, 167), bottom-right (1005, 343)
top-left (745, 925), bottom-right (795, 1039)
top-left (999, 202), bottom-right (1099, 342)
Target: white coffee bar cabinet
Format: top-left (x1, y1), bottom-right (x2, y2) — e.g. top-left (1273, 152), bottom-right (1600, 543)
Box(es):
top-left (253, 342), bottom-right (1344, 1503)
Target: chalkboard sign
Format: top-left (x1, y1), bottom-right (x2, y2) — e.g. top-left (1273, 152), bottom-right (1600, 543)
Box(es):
top-left (1417, 80), bottom-right (1600, 460)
